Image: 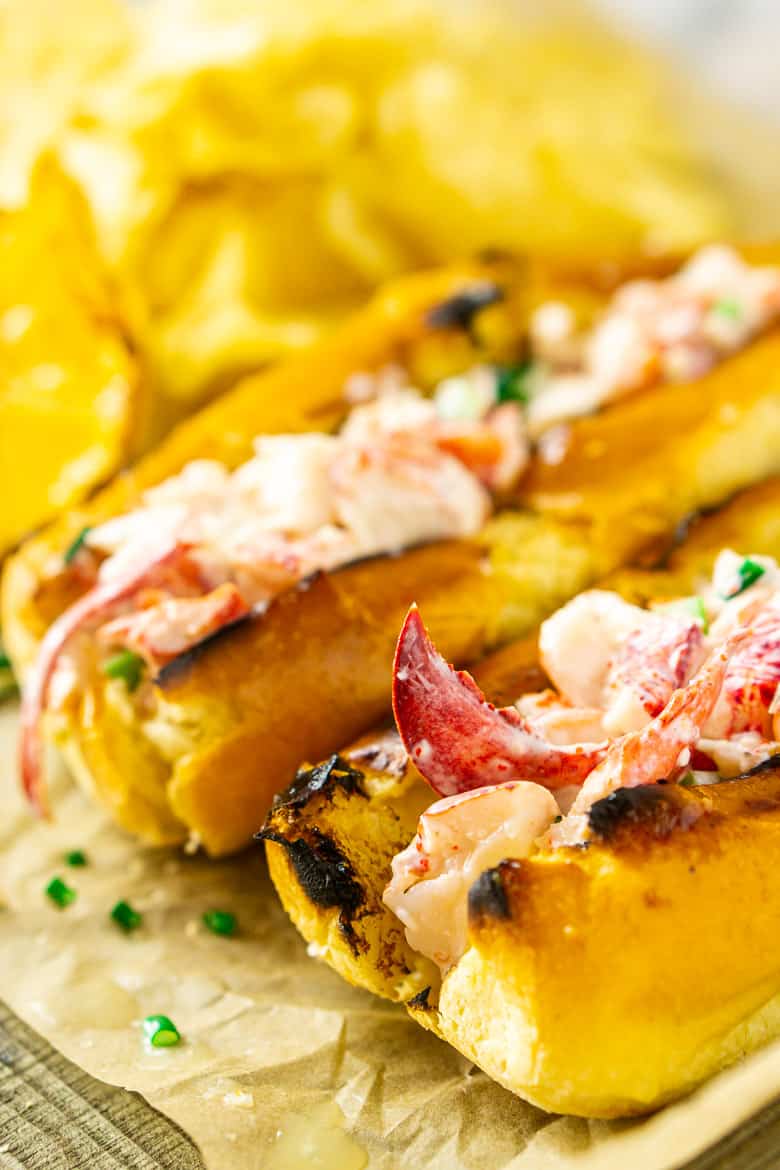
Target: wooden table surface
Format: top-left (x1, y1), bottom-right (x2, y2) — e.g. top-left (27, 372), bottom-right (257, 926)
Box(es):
top-left (1, 999), bottom-right (778, 1170)
top-left (0, 1001), bottom-right (203, 1170)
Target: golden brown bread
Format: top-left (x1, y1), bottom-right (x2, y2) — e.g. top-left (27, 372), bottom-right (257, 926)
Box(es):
top-left (5, 253), bottom-right (780, 854)
top-left (428, 764), bottom-right (780, 1117)
top-left (263, 478), bottom-right (780, 1115)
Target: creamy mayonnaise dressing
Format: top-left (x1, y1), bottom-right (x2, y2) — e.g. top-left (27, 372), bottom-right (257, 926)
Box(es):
top-left (525, 244), bottom-right (780, 435)
top-left (47, 383), bottom-right (527, 692)
top-left (384, 783), bottom-right (558, 970)
top-left (385, 551), bottom-right (780, 970)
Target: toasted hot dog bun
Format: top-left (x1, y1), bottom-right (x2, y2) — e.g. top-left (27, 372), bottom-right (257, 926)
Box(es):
top-left (5, 254), bottom-right (780, 854)
top-left (263, 477), bottom-right (780, 1116)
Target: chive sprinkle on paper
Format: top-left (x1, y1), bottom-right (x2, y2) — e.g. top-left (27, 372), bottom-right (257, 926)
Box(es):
top-left (45, 876), bottom-right (77, 909)
top-left (111, 900), bottom-right (143, 933)
top-left (202, 909), bottom-right (237, 937)
top-left (142, 1015), bottom-right (180, 1048)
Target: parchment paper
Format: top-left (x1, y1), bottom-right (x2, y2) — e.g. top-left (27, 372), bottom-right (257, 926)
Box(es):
top-left (0, 699), bottom-right (778, 1170)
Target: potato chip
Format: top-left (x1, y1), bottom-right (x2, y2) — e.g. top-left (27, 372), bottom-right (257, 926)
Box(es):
top-left (54, 0), bottom-right (738, 412)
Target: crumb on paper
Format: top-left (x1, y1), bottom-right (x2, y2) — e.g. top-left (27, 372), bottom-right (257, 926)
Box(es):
top-left (307, 940), bottom-right (330, 959)
top-left (114, 971), bottom-right (144, 992)
top-left (184, 833), bottom-right (202, 856)
top-left (223, 1089), bottom-right (255, 1109)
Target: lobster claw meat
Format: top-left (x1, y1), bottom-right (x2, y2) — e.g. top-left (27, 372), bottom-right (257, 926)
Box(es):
top-left (392, 605), bottom-right (606, 797)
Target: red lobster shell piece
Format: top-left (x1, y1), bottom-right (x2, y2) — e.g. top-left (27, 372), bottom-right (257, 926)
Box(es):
top-left (392, 605), bottom-right (606, 798)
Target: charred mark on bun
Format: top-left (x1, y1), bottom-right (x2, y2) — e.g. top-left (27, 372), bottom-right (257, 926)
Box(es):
top-left (587, 784), bottom-right (703, 844)
top-left (258, 825), bottom-right (365, 952)
top-left (155, 612), bottom-right (252, 688)
top-left (426, 282), bottom-right (504, 333)
top-left (588, 786), bottom-right (667, 839)
top-left (407, 985), bottom-right (433, 1011)
top-left (273, 754), bottom-right (367, 810)
top-left (468, 864), bottom-right (511, 923)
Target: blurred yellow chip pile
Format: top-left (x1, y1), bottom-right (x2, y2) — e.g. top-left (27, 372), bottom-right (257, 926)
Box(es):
top-left (56, 0), bottom-right (737, 407)
top-left (0, 0), bottom-right (760, 549)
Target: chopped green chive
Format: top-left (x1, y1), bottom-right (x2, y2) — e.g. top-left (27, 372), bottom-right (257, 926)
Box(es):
top-left (102, 650), bottom-right (144, 691)
top-left (0, 651), bottom-right (10, 670)
top-left (496, 361), bottom-right (534, 405)
top-left (202, 909), bottom-right (237, 937)
top-left (111, 900), bottom-right (142, 932)
top-left (712, 297), bottom-right (742, 321)
top-left (736, 557), bottom-right (766, 594)
top-left (65, 849), bottom-right (88, 867)
top-left (142, 1014), bottom-right (180, 1048)
top-left (678, 773), bottom-right (696, 788)
top-left (63, 526), bottom-right (91, 565)
top-left (45, 876), bottom-right (77, 908)
top-left (720, 556), bottom-right (766, 599)
top-left (689, 596), bottom-right (710, 633)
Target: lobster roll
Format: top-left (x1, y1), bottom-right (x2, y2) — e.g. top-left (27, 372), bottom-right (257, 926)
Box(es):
top-left (5, 248), bottom-right (780, 853)
top-left (263, 478), bottom-right (780, 1116)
